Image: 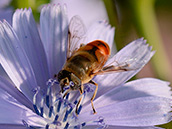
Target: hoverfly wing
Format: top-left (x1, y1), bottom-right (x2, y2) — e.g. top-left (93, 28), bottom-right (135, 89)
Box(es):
top-left (67, 15), bottom-right (87, 60)
top-left (92, 56), bottom-right (145, 75)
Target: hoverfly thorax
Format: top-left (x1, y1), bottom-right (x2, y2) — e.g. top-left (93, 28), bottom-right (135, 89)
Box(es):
top-left (57, 70), bottom-right (81, 92)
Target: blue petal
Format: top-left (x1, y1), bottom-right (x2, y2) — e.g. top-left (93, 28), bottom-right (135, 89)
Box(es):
top-left (0, 87), bottom-right (46, 127)
top-left (0, 124), bottom-right (26, 129)
top-left (94, 38), bottom-right (154, 99)
top-left (0, 76), bottom-right (33, 110)
top-left (90, 78), bottom-right (172, 109)
top-left (13, 8), bottom-right (49, 91)
top-left (84, 125), bottom-right (163, 129)
top-left (86, 21), bottom-right (115, 50)
top-left (0, 21), bottom-right (38, 102)
top-left (40, 4), bottom-right (68, 77)
top-left (79, 97), bottom-right (172, 126)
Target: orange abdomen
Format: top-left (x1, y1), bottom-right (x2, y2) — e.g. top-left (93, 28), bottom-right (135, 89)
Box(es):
top-left (78, 40), bottom-right (110, 64)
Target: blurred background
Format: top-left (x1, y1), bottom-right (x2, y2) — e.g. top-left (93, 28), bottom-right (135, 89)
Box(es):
top-left (1, 0), bottom-right (172, 128)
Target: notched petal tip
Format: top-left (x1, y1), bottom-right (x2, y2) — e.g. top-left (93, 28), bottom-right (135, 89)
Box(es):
top-left (41, 3), bottom-right (68, 19)
top-left (15, 8), bottom-right (32, 14)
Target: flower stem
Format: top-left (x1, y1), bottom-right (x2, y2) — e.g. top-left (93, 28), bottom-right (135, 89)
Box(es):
top-left (130, 0), bottom-right (172, 81)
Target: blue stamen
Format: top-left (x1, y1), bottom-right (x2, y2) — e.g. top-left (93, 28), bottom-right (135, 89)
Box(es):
top-left (40, 107), bottom-right (44, 117)
top-left (22, 120), bottom-right (37, 129)
top-left (63, 110), bottom-right (69, 122)
top-left (81, 122), bottom-right (86, 127)
top-left (53, 115), bottom-right (62, 126)
top-left (93, 116), bottom-right (106, 129)
top-left (63, 85), bottom-right (70, 91)
top-left (77, 105), bottom-right (82, 115)
top-left (74, 125), bottom-right (80, 129)
top-left (46, 79), bottom-right (55, 108)
top-left (64, 122), bottom-right (69, 129)
top-left (46, 95), bottom-right (50, 108)
top-left (49, 106), bottom-right (53, 118)
top-left (98, 116), bottom-right (104, 123)
top-left (65, 93), bottom-right (69, 100)
top-left (57, 100), bottom-right (62, 112)
top-left (74, 100), bottom-right (78, 105)
top-left (33, 87), bottom-right (40, 105)
top-left (22, 120), bottom-right (29, 128)
top-left (68, 107), bottom-right (73, 114)
top-left (54, 114), bottom-right (59, 121)
top-left (45, 124), bottom-right (49, 129)
top-left (33, 104), bottom-right (40, 115)
top-left (31, 78), bottom-right (89, 129)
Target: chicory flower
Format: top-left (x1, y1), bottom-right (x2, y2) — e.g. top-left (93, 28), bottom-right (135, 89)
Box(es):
top-left (0, 4), bottom-right (171, 129)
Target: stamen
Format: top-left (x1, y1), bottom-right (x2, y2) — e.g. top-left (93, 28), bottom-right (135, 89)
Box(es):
top-left (46, 79), bottom-right (58, 108)
top-left (33, 104), bottom-right (40, 115)
top-left (45, 124), bottom-right (49, 129)
top-left (54, 114), bottom-right (59, 121)
top-left (53, 115), bottom-right (62, 126)
top-left (40, 107), bottom-right (44, 117)
top-left (22, 120), bottom-right (29, 128)
top-left (46, 82), bottom-right (52, 108)
top-left (77, 105), bottom-right (82, 115)
top-left (40, 96), bottom-right (44, 117)
top-left (33, 87), bottom-right (40, 105)
top-left (81, 122), bottom-right (86, 127)
top-left (63, 110), bottom-right (69, 122)
top-left (74, 100), bottom-right (78, 105)
top-left (30, 78), bottom-right (91, 129)
top-left (65, 93), bottom-right (70, 100)
top-left (94, 116), bottom-right (107, 129)
top-left (81, 116), bottom-right (107, 129)
top-left (68, 106), bottom-right (73, 114)
top-left (46, 95), bottom-right (50, 108)
top-left (57, 100), bottom-right (62, 112)
top-left (49, 106), bottom-right (53, 118)
top-left (69, 81), bottom-right (74, 86)
top-left (64, 122), bottom-right (69, 129)
top-left (33, 87), bottom-right (40, 115)
top-left (63, 85), bottom-right (70, 91)
top-left (98, 116), bottom-right (104, 123)
top-left (74, 125), bottom-right (82, 129)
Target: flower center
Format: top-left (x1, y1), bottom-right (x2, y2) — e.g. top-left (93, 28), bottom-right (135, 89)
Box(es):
top-left (22, 79), bottom-right (107, 129)
top-left (31, 79), bottom-right (87, 129)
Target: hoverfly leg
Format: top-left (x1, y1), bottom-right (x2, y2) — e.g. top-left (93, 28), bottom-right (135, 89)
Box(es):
top-left (89, 80), bottom-right (98, 114)
top-left (76, 85), bottom-right (84, 115)
top-left (80, 43), bottom-right (85, 48)
top-left (62, 89), bottom-right (70, 98)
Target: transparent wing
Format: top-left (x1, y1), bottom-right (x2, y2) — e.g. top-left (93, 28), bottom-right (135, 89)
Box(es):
top-left (93, 56), bottom-right (147, 75)
top-left (67, 15), bottom-right (87, 59)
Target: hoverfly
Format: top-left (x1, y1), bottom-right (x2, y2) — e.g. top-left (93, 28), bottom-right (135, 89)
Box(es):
top-left (56, 16), bottom-right (135, 114)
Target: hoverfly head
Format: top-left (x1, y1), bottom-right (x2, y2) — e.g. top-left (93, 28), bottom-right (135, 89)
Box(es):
top-left (57, 70), bottom-right (71, 92)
